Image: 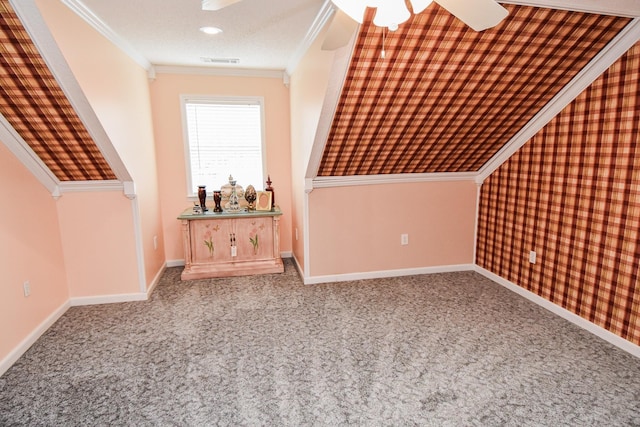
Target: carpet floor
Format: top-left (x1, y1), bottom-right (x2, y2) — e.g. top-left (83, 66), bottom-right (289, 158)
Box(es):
top-left (1, 259), bottom-right (639, 426)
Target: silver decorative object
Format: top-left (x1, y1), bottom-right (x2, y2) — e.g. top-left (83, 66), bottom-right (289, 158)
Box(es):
top-left (226, 175), bottom-right (241, 212)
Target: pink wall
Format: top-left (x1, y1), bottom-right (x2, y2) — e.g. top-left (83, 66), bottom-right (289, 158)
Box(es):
top-left (149, 73), bottom-right (292, 262)
top-left (36, 0), bottom-right (165, 289)
top-left (56, 192), bottom-right (139, 297)
top-left (0, 142), bottom-right (68, 368)
top-left (288, 24), bottom-right (338, 272)
top-left (308, 181), bottom-right (477, 276)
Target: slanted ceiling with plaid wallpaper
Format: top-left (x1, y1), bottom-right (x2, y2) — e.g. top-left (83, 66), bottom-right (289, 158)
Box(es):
top-left (319, 4), bottom-right (630, 176)
top-left (477, 42), bottom-right (640, 346)
top-left (0, 0), bottom-right (115, 181)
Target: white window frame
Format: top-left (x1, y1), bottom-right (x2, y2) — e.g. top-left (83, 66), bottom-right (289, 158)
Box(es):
top-left (180, 95), bottom-right (267, 197)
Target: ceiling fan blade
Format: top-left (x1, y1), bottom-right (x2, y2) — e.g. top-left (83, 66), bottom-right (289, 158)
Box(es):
top-left (435, 0), bottom-right (508, 31)
top-left (202, 0), bottom-right (242, 11)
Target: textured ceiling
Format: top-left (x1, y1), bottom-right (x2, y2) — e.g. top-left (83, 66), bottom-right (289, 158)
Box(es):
top-left (318, 4), bottom-right (631, 176)
top-left (0, 0), bottom-right (115, 181)
top-left (77, 0), bottom-right (324, 69)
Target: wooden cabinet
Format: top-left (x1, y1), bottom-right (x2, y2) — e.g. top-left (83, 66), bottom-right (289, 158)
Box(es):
top-left (178, 209), bottom-right (283, 280)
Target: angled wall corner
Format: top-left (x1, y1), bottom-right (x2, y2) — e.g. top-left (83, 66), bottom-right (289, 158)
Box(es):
top-left (477, 17), bottom-right (640, 183)
top-left (8, 0), bottom-right (133, 186)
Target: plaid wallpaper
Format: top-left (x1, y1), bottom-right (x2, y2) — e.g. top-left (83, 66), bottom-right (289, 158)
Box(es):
top-left (318, 5), bottom-right (630, 176)
top-left (0, 0), bottom-right (116, 181)
top-left (477, 43), bottom-right (640, 345)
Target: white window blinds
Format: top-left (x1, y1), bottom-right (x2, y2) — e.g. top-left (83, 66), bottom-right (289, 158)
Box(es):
top-left (183, 97), bottom-right (265, 195)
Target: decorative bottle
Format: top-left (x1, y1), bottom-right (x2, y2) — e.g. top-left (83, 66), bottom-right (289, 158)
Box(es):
top-left (197, 185), bottom-right (207, 211)
top-left (213, 190), bottom-right (223, 213)
top-left (265, 175), bottom-right (275, 210)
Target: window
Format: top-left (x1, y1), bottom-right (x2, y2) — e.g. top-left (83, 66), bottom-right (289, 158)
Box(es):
top-left (182, 96), bottom-right (266, 196)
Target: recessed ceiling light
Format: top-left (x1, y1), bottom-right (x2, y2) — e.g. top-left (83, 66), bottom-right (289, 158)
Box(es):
top-left (200, 26), bottom-right (223, 35)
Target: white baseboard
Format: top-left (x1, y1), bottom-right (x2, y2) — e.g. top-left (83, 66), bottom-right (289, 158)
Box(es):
top-left (69, 292), bottom-right (148, 306)
top-left (474, 265), bottom-right (640, 359)
top-left (166, 259), bottom-right (185, 267)
top-left (304, 263), bottom-right (475, 285)
top-left (291, 253), bottom-right (304, 278)
top-left (145, 263), bottom-right (166, 297)
top-left (0, 300), bottom-right (70, 377)
top-left (281, 251), bottom-right (292, 258)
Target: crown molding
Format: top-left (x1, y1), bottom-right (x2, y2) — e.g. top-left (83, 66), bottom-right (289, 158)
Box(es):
top-left (312, 172), bottom-right (477, 189)
top-left (0, 112), bottom-right (61, 197)
top-left (60, 0), bottom-right (152, 70)
top-left (477, 17), bottom-right (640, 183)
top-left (501, 0), bottom-right (640, 17)
top-left (153, 65), bottom-right (285, 79)
top-left (57, 180), bottom-right (123, 193)
top-left (286, 0), bottom-right (337, 76)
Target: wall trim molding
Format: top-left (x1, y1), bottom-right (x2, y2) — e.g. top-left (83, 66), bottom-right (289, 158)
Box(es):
top-left (129, 197), bottom-right (147, 294)
top-left (57, 180), bottom-right (123, 193)
top-left (291, 253), bottom-right (305, 280)
top-left (286, 0), bottom-right (336, 76)
top-left (312, 172), bottom-right (477, 189)
top-left (0, 300), bottom-right (69, 377)
top-left (477, 17), bottom-right (640, 183)
top-left (166, 259), bottom-right (186, 268)
top-left (154, 65), bottom-right (285, 79)
top-left (146, 263), bottom-right (166, 298)
top-left (474, 265), bottom-right (640, 359)
top-left (502, 0), bottom-right (640, 17)
top-left (303, 263), bottom-right (475, 285)
top-left (69, 292), bottom-right (148, 306)
top-left (0, 111), bottom-right (61, 196)
top-left (60, 0), bottom-right (152, 70)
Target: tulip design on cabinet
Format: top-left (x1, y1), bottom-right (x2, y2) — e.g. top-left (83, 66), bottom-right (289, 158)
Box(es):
top-left (248, 221), bottom-right (265, 255)
top-left (203, 224), bottom-right (219, 257)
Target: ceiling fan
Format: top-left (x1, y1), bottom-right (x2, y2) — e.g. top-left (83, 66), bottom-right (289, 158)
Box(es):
top-left (331, 0), bottom-right (509, 32)
top-left (202, 0), bottom-right (242, 11)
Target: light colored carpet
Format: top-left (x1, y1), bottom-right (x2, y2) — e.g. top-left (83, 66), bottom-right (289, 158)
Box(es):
top-left (1, 259), bottom-right (639, 426)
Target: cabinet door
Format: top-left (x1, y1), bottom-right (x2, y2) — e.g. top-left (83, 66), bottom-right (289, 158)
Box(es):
top-left (190, 219), bottom-right (233, 264)
top-left (234, 217), bottom-right (274, 261)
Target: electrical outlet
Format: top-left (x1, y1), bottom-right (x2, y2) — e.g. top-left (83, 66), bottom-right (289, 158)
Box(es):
top-left (153, 235), bottom-right (158, 250)
top-left (295, 228), bottom-right (299, 241)
top-left (401, 234), bottom-right (409, 245)
top-left (529, 250), bottom-right (537, 264)
top-left (23, 281), bottom-right (31, 297)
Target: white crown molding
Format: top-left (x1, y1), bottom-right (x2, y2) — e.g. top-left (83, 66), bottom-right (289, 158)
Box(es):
top-left (475, 265), bottom-right (640, 359)
top-left (0, 111), bottom-right (61, 197)
top-left (304, 263), bottom-right (474, 285)
top-left (286, 0), bottom-right (337, 76)
top-left (60, 0), bottom-right (152, 70)
top-left (57, 180), bottom-right (123, 193)
top-left (153, 65), bottom-right (285, 79)
top-left (311, 171), bottom-right (477, 189)
top-left (500, 0), bottom-right (640, 17)
top-left (476, 17), bottom-right (640, 183)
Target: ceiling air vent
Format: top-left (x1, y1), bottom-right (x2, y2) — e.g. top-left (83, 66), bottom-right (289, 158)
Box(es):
top-left (201, 57), bottom-right (240, 64)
